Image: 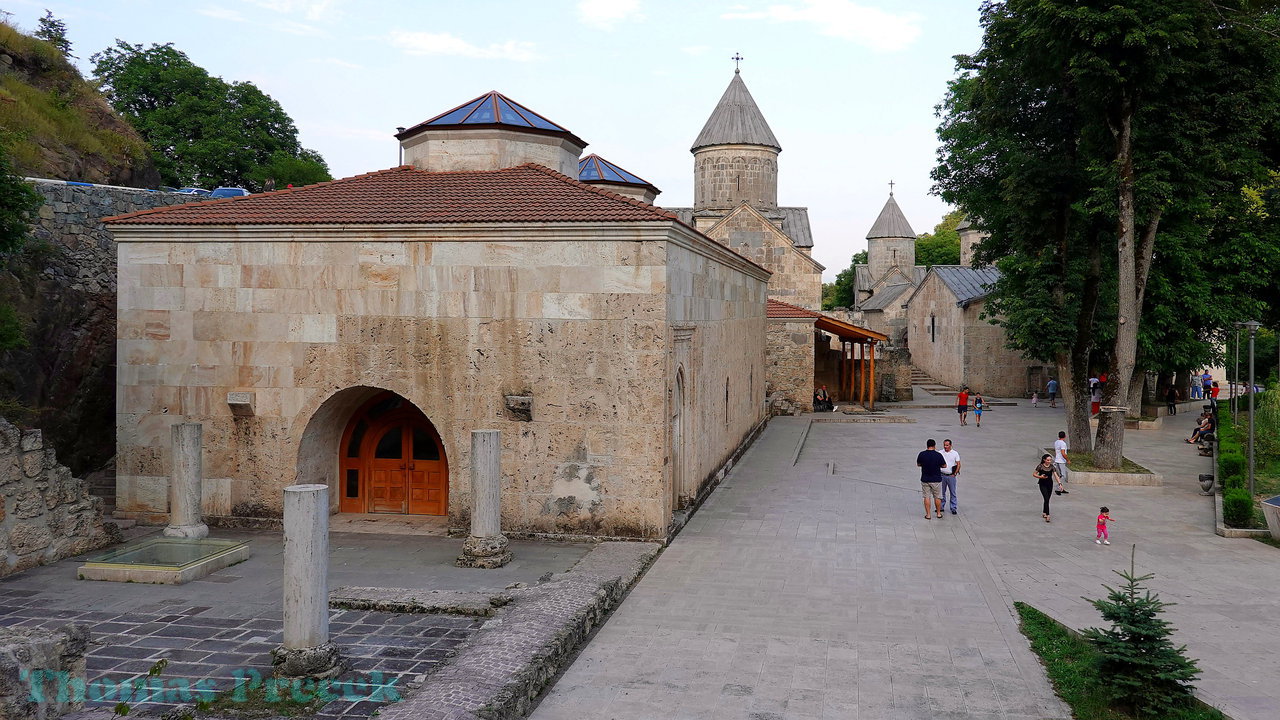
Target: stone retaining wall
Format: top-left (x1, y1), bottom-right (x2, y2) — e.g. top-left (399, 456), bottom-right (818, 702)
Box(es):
top-left (4, 183), bottom-right (196, 477)
top-left (0, 419), bottom-right (118, 579)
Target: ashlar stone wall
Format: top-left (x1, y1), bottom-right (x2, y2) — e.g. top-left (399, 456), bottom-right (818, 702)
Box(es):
top-left (766, 320), bottom-right (815, 413)
top-left (0, 420), bottom-right (116, 579)
top-left (114, 224), bottom-right (769, 541)
top-left (693, 145), bottom-right (778, 211)
top-left (906, 275), bottom-right (1036, 398)
top-left (700, 205), bottom-right (822, 311)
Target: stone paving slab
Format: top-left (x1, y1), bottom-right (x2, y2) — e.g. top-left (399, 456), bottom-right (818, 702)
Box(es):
top-left (536, 404), bottom-right (1280, 720)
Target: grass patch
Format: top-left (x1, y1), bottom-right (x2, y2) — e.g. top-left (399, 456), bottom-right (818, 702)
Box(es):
top-left (1254, 535), bottom-right (1280, 549)
top-left (1066, 452), bottom-right (1153, 474)
top-left (194, 681), bottom-right (330, 718)
top-left (1014, 602), bottom-right (1223, 720)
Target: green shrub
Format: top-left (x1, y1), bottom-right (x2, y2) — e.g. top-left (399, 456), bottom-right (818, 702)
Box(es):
top-left (1219, 452), bottom-right (1245, 478)
top-left (1223, 474), bottom-right (1245, 490)
top-left (1223, 488), bottom-right (1253, 528)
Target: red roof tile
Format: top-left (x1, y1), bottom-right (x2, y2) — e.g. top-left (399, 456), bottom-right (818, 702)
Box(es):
top-left (104, 164), bottom-right (679, 226)
top-left (767, 299), bottom-right (823, 319)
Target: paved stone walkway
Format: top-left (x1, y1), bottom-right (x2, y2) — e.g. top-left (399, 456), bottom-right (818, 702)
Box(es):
top-left (533, 402), bottom-right (1280, 720)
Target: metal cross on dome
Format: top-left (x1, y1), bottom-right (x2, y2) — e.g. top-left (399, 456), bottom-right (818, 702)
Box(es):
top-left (889, 179), bottom-right (896, 196)
top-left (732, 53), bottom-right (744, 73)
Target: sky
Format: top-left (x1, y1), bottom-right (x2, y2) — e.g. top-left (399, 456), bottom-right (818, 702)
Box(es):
top-left (5, 0), bottom-right (985, 280)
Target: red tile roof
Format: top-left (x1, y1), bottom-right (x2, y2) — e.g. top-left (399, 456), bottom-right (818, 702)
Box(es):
top-left (766, 299), bottom-right (823, 319)
top-left (104, 164), bottom-right (679, 226)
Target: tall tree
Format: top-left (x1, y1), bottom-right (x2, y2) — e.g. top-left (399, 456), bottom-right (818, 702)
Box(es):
top-left (0, 131), bottom-right (43, 350)
top-left (915, 209), bottom-right (963, 266)
top-left (934, 0), bottom-right (1280, 466)
top-left (90, 41), bottom-right (330, 190)
top-left (823, 250), bottom-right (866, 310)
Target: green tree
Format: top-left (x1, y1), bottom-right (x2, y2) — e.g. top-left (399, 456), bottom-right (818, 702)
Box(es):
top-left (34, 10), bottom-right (72, 58)
top-left (1081, 552), bottom-right (1202, 718)
top-left (934, 0), bottom-right (1280, 465)
top-left (247, 148), bottom-right (331, 189)
top-left (91, 41), bottom-right (329, 190)
top-left (0, 133), bottom-right (42, 255)
top-left (823, 250), bottom-right (866, 310)
top-left (0, 132), bottom-right (42, 350)
top-left (915, 209), bottom-right (963, 266)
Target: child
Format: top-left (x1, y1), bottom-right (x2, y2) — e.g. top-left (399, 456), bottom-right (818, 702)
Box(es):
top-left (1095, 507), bottom-right (1112, 545)
top-left (973, 392), bottom-right (985, 428)
top-left (1031, 391), bottom-right (1039, 408)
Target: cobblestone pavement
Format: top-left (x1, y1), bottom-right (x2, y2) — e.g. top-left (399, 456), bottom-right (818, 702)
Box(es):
top-left (0, 594), bottom-right (476, 718)
top-left (533, 402), bottom-right (1280, 720)
top-left (0, 529), bottom-right (590, 718)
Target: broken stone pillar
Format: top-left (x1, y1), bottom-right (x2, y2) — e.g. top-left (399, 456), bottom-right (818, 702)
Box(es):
top-left (272, 484), bottom-right (344, 678)
top-left (163, 423), bottom-right (209, 539)
top-left (457, 430), bottom-right (512, 569)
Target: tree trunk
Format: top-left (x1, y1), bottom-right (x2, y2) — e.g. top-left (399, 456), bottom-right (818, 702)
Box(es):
top-left (1126, 368), bottom-right (1145, 420)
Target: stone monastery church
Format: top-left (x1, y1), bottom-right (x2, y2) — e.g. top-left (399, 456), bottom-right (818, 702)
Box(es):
top-left (105, 70), bottom-right (884, 542)
top-left (848, 199), bottom-right (1048, 398)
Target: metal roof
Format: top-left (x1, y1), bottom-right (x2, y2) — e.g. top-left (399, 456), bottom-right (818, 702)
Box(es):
top-left (931, 265), bottom-right (1002, 305)
top-left (777, 207), bottom-right (813, 248)
top-left (865, 194), bottom-right (916, 239)
top-left (859, 282), bottom-right (911, 311)
top-left (665, 206), bottom-right (812, 248)
top-left (691, 72), bottom-right (781, 152)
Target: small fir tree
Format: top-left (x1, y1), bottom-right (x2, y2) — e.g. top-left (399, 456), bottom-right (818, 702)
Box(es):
top-left (34, 10), bottom-right (73, 58)
top-left (1081, 547), bottom-right (1202, 719)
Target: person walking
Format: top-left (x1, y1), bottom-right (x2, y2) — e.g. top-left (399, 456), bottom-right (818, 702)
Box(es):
top-left (939, 438), bottom-right (961, 515)
top-left (1165, 385), bottom-right (1180, 416)
top-left (956, 387), bottom-right (970, 426)
top-left (1034, 454), bottom-right (1063, 522)
top-left (973, 392), bottom-right (986, 428)
top-left (1053, 431), bottom-right (1070, 492)
top-left (1046, 377), bottom-right (1058, 408)
top-left (917, 439), bottom-right (946, 519)
top-left (1095, 506), bottom-right (1113, 545)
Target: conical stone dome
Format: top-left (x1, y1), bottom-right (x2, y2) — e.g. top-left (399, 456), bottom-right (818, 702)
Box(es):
top-left (866, 195), bottom-right (916, 239)
top-left (691, 72), bottom-right (781, 152)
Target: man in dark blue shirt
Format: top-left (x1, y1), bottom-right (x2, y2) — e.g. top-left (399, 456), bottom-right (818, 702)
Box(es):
top-left (917, 439), bottom-right (946, 519)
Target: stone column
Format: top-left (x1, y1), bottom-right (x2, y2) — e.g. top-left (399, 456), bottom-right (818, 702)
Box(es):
top-left (457, 430), bottom-right (512, 568)
top-left (163, 423), bottom-right (208, 539)
top-left (271, 484), bottom-right (344, 678)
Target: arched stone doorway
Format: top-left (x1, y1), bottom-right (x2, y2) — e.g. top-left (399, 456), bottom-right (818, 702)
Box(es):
top-left (337, 391), bottom-right (448, 515)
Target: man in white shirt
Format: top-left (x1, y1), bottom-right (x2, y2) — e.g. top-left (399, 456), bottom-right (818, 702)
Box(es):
top-left (940, 438), bottom-right (961, 514)
top-left (1053, 431), bottom-right (1070, 492)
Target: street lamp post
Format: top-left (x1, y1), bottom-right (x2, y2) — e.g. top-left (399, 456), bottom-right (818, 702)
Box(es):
top-left (1244, 320), bottom-right (1262, 498)
top-left (1233, 324), bottom-right (1242, 422)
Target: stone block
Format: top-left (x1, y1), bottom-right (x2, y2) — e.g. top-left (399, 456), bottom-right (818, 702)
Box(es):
top-left (0, 624), bottom-right (89, 720)
top-left (18, 431), bottom-right (41, 453)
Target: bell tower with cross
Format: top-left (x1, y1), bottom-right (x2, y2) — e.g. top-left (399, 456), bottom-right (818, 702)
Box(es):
top-left (690, 53), bottom-right (782, 211)
top-left (865, 179), bottom-right (918, 282)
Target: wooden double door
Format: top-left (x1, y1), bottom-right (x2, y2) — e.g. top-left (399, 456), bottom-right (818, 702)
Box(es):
top-left (339, 392), bottom-right (448, 515)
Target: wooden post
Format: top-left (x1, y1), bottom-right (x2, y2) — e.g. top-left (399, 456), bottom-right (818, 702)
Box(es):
top-left (869, 341), bottom-right (877, 411)
top-left (859, 342), bottom-right (868, 407)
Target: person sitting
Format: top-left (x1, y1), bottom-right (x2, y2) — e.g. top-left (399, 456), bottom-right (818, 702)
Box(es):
top-left (1186, 413), bottom-right (1216, 444)
top-left (813, 385), bottom-right (834, 412)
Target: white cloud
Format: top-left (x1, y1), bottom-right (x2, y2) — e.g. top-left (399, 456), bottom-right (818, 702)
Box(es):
top-left (722, 0), bottom-right (922, 52)
top-left (198, 7), bottom-right (247, 22)
top-left (276, 19), bottom-right (324, 36)
top-left (245, 0), bottom-right (338, 22)
top-left (389, 31), bottom-right (539, 62)
top-left (576, 0), bottom-right (644, 29)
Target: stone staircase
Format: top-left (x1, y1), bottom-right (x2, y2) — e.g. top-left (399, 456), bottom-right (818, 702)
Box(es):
top-left (910, 366), bottom-right (957, 396)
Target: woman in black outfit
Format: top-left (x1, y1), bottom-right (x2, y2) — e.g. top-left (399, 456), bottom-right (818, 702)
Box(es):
top-left (1033, 454), bottom-right (1063, 522)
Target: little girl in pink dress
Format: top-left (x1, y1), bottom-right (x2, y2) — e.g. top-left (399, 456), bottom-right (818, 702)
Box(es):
top-left (1095, 507), bottom-right (1112, 545)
